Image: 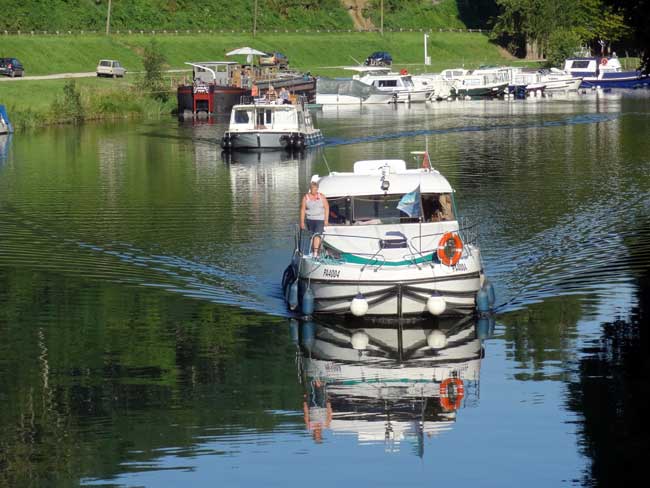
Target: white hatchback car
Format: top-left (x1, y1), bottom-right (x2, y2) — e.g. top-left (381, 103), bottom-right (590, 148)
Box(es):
top-left (96, 59), bottom-right (126, 78)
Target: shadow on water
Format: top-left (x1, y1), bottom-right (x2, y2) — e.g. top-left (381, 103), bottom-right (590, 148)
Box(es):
top-left (566, 248), bottom-right (649, 486)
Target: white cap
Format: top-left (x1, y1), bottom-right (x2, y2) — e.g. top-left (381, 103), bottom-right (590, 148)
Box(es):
top-left (310, 174), bottom-right (320, 183)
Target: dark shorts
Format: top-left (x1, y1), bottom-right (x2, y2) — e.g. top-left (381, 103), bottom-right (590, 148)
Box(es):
top-left (306, 219), bottom-right (324, 234)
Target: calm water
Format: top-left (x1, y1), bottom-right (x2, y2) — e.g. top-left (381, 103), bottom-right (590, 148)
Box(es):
top-left (0, 91), bottom-right (648, 487)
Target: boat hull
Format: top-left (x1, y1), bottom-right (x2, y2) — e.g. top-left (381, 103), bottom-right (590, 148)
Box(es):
top-left (224, 130), bottom-right (324, 150)
top-left (315, 93), bottom-right (394, 105)
top-left (290, 246), bottom-right (483, 317)
top-left (455, 83), bottom-right (507, 99)
top-left (579, 74), bottom-right (650, 89)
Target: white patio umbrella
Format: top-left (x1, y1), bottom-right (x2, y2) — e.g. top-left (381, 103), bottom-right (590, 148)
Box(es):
top-left (226, 47), bottom-right (268, 64)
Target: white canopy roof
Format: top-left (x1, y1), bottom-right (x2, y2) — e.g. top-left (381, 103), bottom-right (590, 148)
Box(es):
top-left (317, 160), bottom-right (454, 197)
top-left (226, 47), bottom-right (268, 56)
top-left (343, 66), bottom-right (391, 73)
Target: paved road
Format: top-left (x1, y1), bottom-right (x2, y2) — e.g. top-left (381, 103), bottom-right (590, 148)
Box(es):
top-left (0, 69), bottom-right (191, 82)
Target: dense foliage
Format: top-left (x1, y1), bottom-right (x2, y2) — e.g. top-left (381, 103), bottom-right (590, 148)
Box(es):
top-left (364, 0), bottom-right (497, 30)
top-left (0, 0), bottom-right (353, 31)
top-left (491, 0), bottom-right (630, 63)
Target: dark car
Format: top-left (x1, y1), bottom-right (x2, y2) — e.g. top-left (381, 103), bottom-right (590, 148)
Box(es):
top-left (364, 51), bottom-right (393, 67)
top-left (0, 58), bottom-right (24, 77)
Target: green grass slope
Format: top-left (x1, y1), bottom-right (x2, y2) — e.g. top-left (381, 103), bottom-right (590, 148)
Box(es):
top-left (0, 32), bottom-right (511, 76)
top-left (0, 0), bottom-right (353, 32)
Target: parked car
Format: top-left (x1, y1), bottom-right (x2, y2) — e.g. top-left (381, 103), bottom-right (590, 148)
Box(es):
top-left (364, 51), bottom-right (392, 67)
top-left (0, 58), bottom-right (25, 77)
top-left (96, 59), bottom-right (126, 78)
top-left (259, 52), bottom-right (289, 69)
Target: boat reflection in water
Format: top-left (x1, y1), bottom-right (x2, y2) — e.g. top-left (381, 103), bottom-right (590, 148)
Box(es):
top-left (291, 315), bottom-right (494, 451)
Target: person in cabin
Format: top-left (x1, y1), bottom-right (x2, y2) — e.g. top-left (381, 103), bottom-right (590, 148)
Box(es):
top-left (251, 84), bottom-right (259, 99)
top-left (300, 180), bottom-right (329, 256)
top-left (279, 86), bottom-right (290, 104)
top-left (266, 85), bottom-right (277, 102)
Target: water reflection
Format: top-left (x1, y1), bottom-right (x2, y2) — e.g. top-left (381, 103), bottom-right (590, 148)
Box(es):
top-left (0, 133), bottom-right (10, 163)
top-left (292, 316), bottom-right (492, 451)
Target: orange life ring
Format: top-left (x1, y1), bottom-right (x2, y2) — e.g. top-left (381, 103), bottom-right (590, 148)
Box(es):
top-left (439, 378), bottom-right (464, 411)
top-left (400, 68), bottom-right (408, 75)
top-left (600, 57), bottom-right (608, 66)
top-left (437, 232), bottom-right (463, 266)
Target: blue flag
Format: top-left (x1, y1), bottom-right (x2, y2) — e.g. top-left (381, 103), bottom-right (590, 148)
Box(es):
top-left (397, 185), bottom-right (421, 218)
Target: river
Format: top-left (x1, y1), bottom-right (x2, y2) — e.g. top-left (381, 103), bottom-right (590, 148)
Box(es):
top-left (0, 91), bottom-right (648, 487)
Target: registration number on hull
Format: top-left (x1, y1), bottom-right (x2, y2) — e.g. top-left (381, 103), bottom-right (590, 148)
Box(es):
top-left (323, 268), bottom-right (341, 279)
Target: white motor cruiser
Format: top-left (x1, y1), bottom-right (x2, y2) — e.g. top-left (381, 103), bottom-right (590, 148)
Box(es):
top-left (221, 97), bottom-right (324, 151)
top-left (283, 154), bottom-right (494, 318)
top-left (538, 68), bottom-right (583, 91)
top-left (315, 77), bottom-right (396, 105)
top-left (345, 67), bottom-right (435, 103)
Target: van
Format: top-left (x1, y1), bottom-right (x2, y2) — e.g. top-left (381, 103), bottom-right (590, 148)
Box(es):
top-left (96, 59), bottom-right (126, 78)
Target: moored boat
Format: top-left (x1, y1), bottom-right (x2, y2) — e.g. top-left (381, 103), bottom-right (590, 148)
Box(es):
top-left (564, 57), bottom-right (650, 89)
top-left (316, 77), bottom-right (395, 105)
top-left (345, 67), bottom-right (435, 103)
top-left (438, 69), bottom-right (508, 99)
top-left (221, 96), bottom-right (324, 151)
top-left (283, 154), bottom-right (494, 318)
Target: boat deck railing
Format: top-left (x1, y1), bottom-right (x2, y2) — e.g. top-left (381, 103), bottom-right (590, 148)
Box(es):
top-left (294, 219), bottom-right (480, 269)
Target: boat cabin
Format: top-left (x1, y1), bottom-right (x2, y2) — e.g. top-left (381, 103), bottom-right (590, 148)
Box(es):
top-left (228, 100), bottom-right (313, 133)
top-left (318, 160), bottom-right (456, 226)
top-left (563, 57), bottom-right (623, 76)
top-left (344, 67), bottom-right (416, 91)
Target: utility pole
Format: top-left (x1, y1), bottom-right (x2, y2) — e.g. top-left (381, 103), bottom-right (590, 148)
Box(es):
top-left (105, 0), bottom-right (112, 36)
top-left (253, 0), bottom-right (258, 38)
top-left (380, 0), bottom-right (384, 36)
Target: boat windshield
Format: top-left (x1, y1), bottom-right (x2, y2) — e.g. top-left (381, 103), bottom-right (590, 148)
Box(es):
top-left (326, 193), bottom-right (454, 225)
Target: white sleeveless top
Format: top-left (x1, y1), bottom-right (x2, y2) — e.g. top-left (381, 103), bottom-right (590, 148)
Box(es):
top-left (305, 193), bottom-right (325, 220)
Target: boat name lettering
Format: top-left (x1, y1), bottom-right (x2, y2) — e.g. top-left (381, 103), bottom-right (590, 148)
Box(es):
top-left (454, 262), bottom-right (468, 271)
top-left (323, 268), bottom-right (340, 278)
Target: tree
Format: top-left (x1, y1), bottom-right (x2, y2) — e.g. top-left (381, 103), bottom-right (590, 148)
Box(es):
top-left (492, 0), bottom-right (632, 60)
top-left (140, 39), bottom-right (168, 102)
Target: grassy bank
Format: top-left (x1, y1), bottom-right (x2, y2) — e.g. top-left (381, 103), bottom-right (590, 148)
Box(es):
top-left (2, 77), bottom-right (176, 131)
top-left (1, 31), bottom-right (516, 131)
top-left (1, 31), bottom-right (512, 75)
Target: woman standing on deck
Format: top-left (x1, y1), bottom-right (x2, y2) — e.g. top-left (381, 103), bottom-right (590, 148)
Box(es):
top-left (300, 181), bottom-right (329, 256)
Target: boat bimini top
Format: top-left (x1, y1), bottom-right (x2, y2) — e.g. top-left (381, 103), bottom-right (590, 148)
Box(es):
top-left (316, 159), bottom-right (454, 198)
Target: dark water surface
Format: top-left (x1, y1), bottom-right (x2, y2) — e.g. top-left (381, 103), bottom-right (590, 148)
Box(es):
top-left (1, 92), bottom-right (648, 487)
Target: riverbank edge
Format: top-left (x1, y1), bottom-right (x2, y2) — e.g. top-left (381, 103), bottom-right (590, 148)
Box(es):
top-left (1, 31), bottom-right (521, 132)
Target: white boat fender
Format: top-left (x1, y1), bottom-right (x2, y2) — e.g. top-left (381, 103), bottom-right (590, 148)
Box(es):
top-left (427, 329), bottom-right (447, 349)
top-left (350, 293), bottom-right (369, 317)
top-left (301, 288), bottom-right (315, 316)
top-left (288, 280), bottom-right (299, 310)
top-left (427, 291), bottom-right (446, 316)
top-left (351, 331), bottom-right (369, 350)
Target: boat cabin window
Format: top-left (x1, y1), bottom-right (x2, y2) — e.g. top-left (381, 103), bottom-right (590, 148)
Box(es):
top-left (570, 60), bottom-right (590, 69)
top-left (256, 109), bottom-right (273, 127)
top-left (374, 79), bottom-right (398, 88)
top-left (326, 193), bottom-right (454, 225)
top-left (234, 109), bottom-right (251, 124)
